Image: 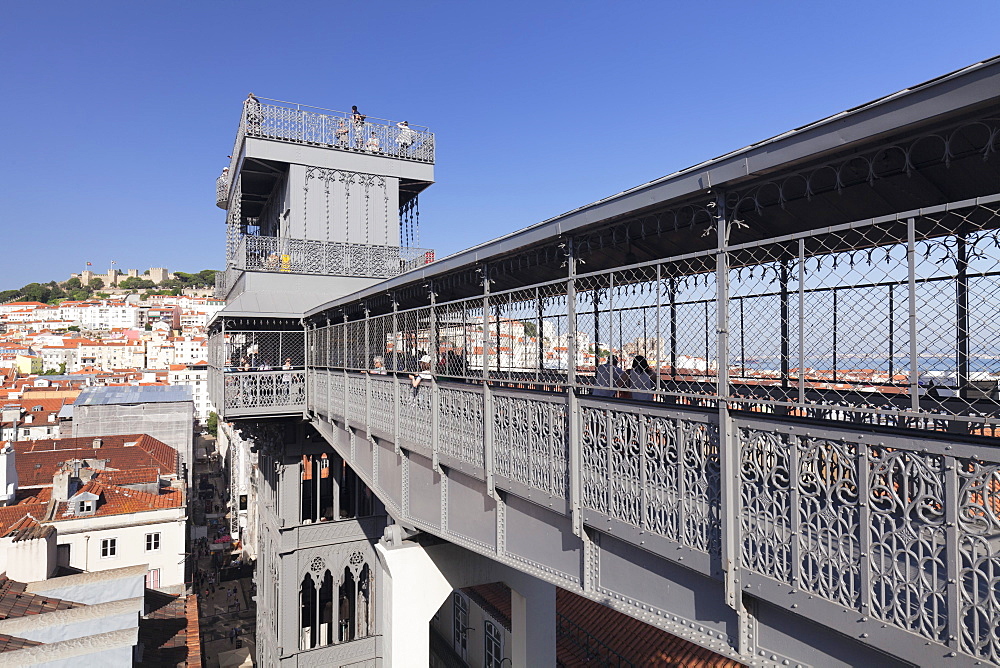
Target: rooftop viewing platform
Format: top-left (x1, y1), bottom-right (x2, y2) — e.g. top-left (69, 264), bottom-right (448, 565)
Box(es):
top-left (217, 96), bottom-right (434, 208)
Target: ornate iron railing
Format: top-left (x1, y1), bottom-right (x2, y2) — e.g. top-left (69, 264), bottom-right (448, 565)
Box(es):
top-left (216, 172), bottom-right (228, 209)
top-left (298, 194), bottom-right (1000, 665)
top-left (221, 369), bottom-right (306, 413)
top-left (247, 98), bottom-right (434, 163)
top-left (234, 234), bottom-right (435, 279)
top-left (218, 98), bottom-right (434, 204)
top-left (308, 368), bottom-right (1000, 665)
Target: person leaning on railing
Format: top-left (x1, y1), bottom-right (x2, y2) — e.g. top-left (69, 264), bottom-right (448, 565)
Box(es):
top-left (245, 93), bottom-right (262, 134)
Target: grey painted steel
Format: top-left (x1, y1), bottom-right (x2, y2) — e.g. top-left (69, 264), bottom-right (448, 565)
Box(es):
top-left (310, 378), bottom-right (996, 666)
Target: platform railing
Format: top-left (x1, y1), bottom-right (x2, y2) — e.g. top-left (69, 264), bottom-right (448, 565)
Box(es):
top-left (311, 194), bottom-right (1000, 436)
top-left (233, 234), bottom-right (434, 280)
top-left (218, 98), bottom-right (434, 204)
top-left (308, 366), bottom-right (1000, 665)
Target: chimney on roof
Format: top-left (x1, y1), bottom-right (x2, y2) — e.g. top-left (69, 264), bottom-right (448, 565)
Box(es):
top-left (92, 437), bottom-right (102, 449)
top-left (0, 442), bottom-right (17, 507)
top-left (7, 524), bottom-right (56, 583)
top-left (52, 465), bottom-right (77, 502)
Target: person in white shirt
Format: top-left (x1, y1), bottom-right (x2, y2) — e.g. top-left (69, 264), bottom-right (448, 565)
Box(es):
top-left (396, 121), bottom-right (415, 151)
top-left (365, 133), bottom-right (380, 152)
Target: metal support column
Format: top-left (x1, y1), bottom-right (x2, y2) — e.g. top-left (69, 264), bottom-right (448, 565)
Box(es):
top-left (715, 194), bottom-right (751, 658)
top-left (430, 283), bottom-right (440, 471)
top-left (907, 218), bottom-right (920, 412)
top-left (482, 265), bottom-right (496, 496)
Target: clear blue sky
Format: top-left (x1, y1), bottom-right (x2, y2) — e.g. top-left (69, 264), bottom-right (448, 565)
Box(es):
top-left (1, 1), bottom-right (997, 289)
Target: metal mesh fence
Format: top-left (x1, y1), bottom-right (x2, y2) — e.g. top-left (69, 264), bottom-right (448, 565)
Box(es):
top-left (307, 196), bottom-right (1000, 434)
top-left (211, 330), bottom-right (305, 370)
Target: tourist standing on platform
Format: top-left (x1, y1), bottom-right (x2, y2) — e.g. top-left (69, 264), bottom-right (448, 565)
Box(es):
top-left (245, 93), bottom-right (262, 134)
top-left (335, 119), bottom-right (349, 146)
top-left (630, 355), bottom-right (657, 401)
top-left (408, 354), bottom-right (434, 401)
top-left (365, 132), bottom-right (380, 152)
top-left (593, 355), bottom-right (627, 397)
top-left (396, 120), bottom-right (415, 152)
top-left (351, 105), bottom-right (366, 147)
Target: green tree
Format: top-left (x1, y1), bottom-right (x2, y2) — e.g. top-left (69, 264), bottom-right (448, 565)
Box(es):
top-left (196, 269), bottom-right (217, 287)
top-left (96, 292), bottom-right (110, 299)
top-left (67, 326), bottom-right (80, 332)
top-left (119, 277), bottom-right (155, 290)
top-left (64, 277), bottom-right (82, 290)
top-left (206, 411), bottom-right (219, 437)
top-left (88, 277), bottom-right (104, 290)
top-left (0, 289), bottom-right (19, 302)
top-left (20, 283), bottom-right (50, 302)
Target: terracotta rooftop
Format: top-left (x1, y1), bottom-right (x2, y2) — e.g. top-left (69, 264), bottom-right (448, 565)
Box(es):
top-left (461, 584), bottom-right (744, 667)
top-left (138, 591), bottom-right (202, 667)
top-left (95, 466), bottom-right (161, 486)
top-left (53, 481), bottom-right (183, 520)
top-left (0, 632), bottom-right (42, 652)
top-left (556, 588), bottom-right (744, 667)
top-left (0, 574), bottom-right (81, 620)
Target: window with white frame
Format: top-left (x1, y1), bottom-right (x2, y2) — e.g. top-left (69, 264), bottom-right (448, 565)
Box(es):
top-left (145, 532), bottom-right (161, 551)
top-left (78, 500), bottom-right (94, 513)
top-left (100, 538), bottom-right (117, 558)
top-left (485, 620), bottom-right (503, 668)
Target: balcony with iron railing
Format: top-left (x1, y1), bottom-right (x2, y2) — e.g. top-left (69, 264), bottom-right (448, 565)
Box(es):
top-left (235, 234), bottom-right (434, 280)
top-left (208, 328), bottom-right (307, 419)
top-left (219, 97), bottom-right (434, 206)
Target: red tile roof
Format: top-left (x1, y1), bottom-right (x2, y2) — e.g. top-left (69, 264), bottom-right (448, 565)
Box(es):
top-left (10, 434), bottom-right (178, 486)
top-left (0, 574), bottom-right (81, 620)
top-left (95, 467), bottom-right (161, 486)
top-left (52, 481), bottom-right (183, 520)
top-left (556, 588), bottom-right (744, 667)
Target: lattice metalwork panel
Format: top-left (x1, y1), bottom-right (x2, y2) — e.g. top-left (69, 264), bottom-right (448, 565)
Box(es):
top-left (369, 375), bottom-right (396, 435)
top-left (957, 458), bottom-right (1000, 662)
top-left (581, 405), bottom-right (720, 551)
top-left (348, 375), bottom-right (367, 420)
top-left (312, 369), bottom-right (329, 418)
top-left (735, 418), bottom-right (1000, 662)
top-left (867, 446), bottom-right (947, 642)
top-left (223, 370), bottom-right (306, 411)
top-left (439, 387), bottom-right (485, 468)
top-left (329, 372), bottom-right (345, 421)
top-left (398, 383), bottom-right (432, 449)
top-left (238, 234), bottom-right (433, 280)
top-left (493, 394), bottom-right (568, 498)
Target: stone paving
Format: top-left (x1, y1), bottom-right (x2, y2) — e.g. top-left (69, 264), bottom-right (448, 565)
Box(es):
top-left (190, 434), bottom-right (256, 668)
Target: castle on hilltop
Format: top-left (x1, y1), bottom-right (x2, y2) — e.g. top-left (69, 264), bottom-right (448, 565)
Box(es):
top-left (72, 266), bottom-right (171, 287)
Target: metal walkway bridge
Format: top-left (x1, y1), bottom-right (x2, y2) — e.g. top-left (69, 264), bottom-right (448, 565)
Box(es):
top-left (210, 58), bottom-right (1000, 667)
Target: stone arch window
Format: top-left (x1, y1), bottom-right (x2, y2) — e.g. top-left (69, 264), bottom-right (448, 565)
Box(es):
top-left (338, 566), bottom-right (356, 642)
top-left (300, 452), bottom-right (335, 523)
top-left (299, 552), bottom-right (375, 649)
top-left (299, 574), bottom-right (317, 650)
